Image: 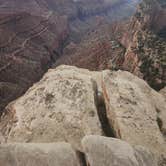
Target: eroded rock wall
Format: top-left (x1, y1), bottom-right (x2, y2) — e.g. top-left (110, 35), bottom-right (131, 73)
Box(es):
top-left (120, 0), bottom-right (166, 90)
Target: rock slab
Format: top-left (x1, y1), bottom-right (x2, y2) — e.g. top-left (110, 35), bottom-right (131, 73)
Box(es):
top-left (0, 143), bottom-right (80, 166)
top-left (102, 70), bottom-right (166, 154)
top-left (0, 66), bottom-right (102, 151)
top-left (82, 135), bottom-right (158, 166)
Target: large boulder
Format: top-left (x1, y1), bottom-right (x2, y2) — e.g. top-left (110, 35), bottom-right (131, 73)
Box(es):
top-left (82, 135), bottom-right (157, 166)
top-left (0, 143), bottom-right (80, 166)
top-left (102, 70), bottom-right (166, 155)
top-left (0, 65), bottom-right (102, 151)
top-left (0, 65), bottom-right (165, 157)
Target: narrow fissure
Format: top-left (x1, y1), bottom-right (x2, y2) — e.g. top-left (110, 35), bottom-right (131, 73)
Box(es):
top-left (157, 116), bottom-right (163, 132)
top-left (93, 81), bottom-right (116, 138)
top-left (77, 151), bottom-right (89, 166)
top-left (157, 115), bottom-right (166, 140)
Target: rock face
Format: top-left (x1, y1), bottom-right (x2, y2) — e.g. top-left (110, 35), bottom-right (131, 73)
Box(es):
top-left (0, 143), bottom-right (80, 166)
top-left (82, 135), bottom-right (158, 166)
top-left (0, 66), bottom-right (165, 159)
top-left (120, 0), bottom-right (166, 90)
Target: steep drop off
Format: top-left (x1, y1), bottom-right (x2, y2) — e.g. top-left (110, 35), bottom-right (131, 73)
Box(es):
top-left (120, 0), bottom-right (166, 90)
top-left (0, 0), bottom-right (139, 113)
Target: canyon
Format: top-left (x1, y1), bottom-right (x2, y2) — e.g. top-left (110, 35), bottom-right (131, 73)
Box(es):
top-left (0, 0), bottom-right (165, 165)
top-left (0, 0), bottom-right (140, 114)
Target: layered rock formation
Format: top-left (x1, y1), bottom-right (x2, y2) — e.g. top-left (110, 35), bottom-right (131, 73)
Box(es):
top-left (0, 2), bottom-right (69, 113)
top-left (54, 0), bottom-right (166, 91)
top-left (120, 0), bottom-right (166, 90)
top-left (0, 65), bottom-right (165, 165)
top-left (0, 0), bottom-right (166, 165)
top-left (54, 22), bottom-right (126, 70)
top-left (0, 0), bottom-right (139, 114)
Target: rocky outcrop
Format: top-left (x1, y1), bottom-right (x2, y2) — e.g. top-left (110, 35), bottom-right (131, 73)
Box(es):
top-left (0, 66), bottom-right (165, 161)
top-left (0, 66), bottom-right (103, 150)
top-left (102, 69), bottom-right (166, 154)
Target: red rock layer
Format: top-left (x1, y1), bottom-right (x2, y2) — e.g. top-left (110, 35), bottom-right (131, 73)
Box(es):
top-left (119, 0), bottom-right (166, 90)
top-left (0, 7), bottom-right (69, 112)
top-left (0, 0), bottom-right (139, 113)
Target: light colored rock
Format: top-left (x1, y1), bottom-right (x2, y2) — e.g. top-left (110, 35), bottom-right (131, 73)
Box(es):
top-left (0, 65), bottom-right (102, 150)
top-left (82, 135), bottom-right (157, 166)
top-left (1, 65), bottom-right (166, 157)
top-left (0, 143), bottom-right (80, 166)
top-left (160, 87), bottom-right (166, 101)
top-left (134, 146), bottom-right (158, 166)
top-left (102, 70), bottom-right (166, 154)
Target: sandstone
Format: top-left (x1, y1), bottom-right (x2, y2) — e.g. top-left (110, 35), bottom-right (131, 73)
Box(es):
top-left (160, 87), bottom-right (166, 100)
top-left (1, 65), bottom-right (165, 157)
top-left (0, 65), bottom-right (102, 151)
top-left (102, 70), bottom-right (166, 155)
top-left (0, 143), bottom-right (80, 166)
top-left (82, 135), bottom-right (157, 166)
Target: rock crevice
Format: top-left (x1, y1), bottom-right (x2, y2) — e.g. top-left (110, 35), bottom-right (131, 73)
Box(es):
top-left (95, 87), bottom-right (116, 138)
top-left (0, 65), bottom-right (165, 162)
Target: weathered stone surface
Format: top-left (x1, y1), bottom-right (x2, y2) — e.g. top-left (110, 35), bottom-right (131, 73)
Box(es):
top-left (1, 65), bottom-right (165, 156)
top-left (102, 70), bottom-right (166, 154)
top-left (0, 143), bottom-right (80, 166)
top-left (160, 87), bottom-right (166, 100)
top-left (82, 135), bottom-right (157, 166)
top-left (0, 65), bottom-right (102, 150)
